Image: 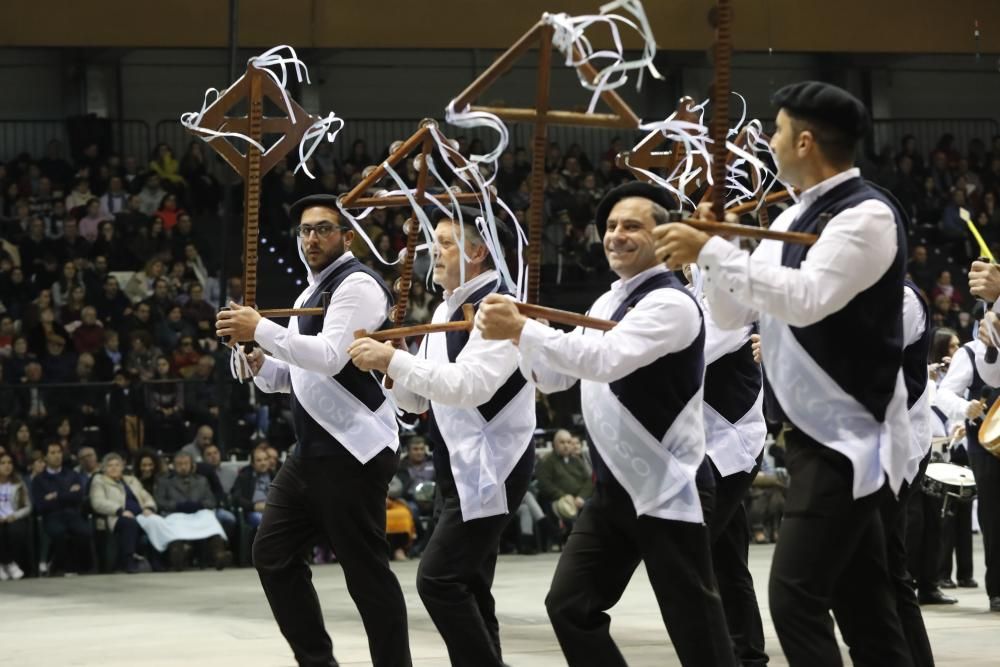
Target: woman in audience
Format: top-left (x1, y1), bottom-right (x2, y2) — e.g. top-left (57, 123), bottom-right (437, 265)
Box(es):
top-left (51, 261), bottom-right (85, 310)
top-left (156, 193), bottom-right (186, 231)
top-left (59, 285), bottom-right (88, 325)
top-left (90, 452), bottom-right (158, 573)
top-left (6, 421), bottom-right (36, 472)
top-left (145, 357), bottom-right (185, 452)
top-left (0, 452), bottom-right (31, 580)
top-left (133, 449), bottom-right (163, 498)
top-left (125, 258), bottom-right (167, 304)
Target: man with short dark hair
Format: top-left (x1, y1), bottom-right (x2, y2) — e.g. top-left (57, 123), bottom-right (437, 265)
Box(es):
top-left (657, 81), bottom-right (916, 665)
top-left (31, 442), bottom-right (93, 575)
top-left (232, 447), bottom-right (273, 529)
top-left (155, 451), bottom-right (230, 571)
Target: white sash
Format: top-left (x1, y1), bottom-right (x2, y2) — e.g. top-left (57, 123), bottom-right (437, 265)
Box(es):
top-left (581, 379), bottom-right (705, 523)
top-left (759, 314), bottom-right (912, 498)
top-left (704, 388), bottom-right (767, 477)
top-left (426, 328), bottom-right (535, 521)
top-left (287, 284), bottom-right (399, 464)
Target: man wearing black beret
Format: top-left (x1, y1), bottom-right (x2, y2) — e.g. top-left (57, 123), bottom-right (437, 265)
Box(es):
top-left (478, 182), bottom-right (736, 666)
top-left (656, 81), bottom-right (921, 666)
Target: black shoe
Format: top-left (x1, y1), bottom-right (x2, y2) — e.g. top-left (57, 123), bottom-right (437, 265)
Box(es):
top-left (167, 543), bottom-right (186, 572)
top-left (990, 597), bottom-right (1000, 612)
top-left (957, 578), bottom-right (979, 588)
top-left (919, 589), bottom-right (958, 605)
top-left (939, 578), bottom-right (957, 589)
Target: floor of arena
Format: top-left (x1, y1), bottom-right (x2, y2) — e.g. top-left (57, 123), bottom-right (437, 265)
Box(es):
top-left (4, 540), bottom-right (996, 666)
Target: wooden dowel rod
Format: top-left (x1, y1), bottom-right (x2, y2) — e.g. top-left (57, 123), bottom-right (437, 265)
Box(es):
top-left (340, 126), bottom-right (430, 206)
top-left (726, 190), bottom-right (792, 216)
top-left (468, 106), bottom-right (635, 129)
top-left (515, 303), bottom-right (616, 331)
top-left (258, 307), bottom-right (324, 318)
top-left (356, 305), bottom-right (476, 342)
top-left (681, 218), bottom-right (816, 245)
top-left (342, 191), bottom-right (482, 210)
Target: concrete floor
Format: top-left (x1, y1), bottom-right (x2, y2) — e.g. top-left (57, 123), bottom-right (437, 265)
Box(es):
top-left (1, 540), bottom-right (997, 666)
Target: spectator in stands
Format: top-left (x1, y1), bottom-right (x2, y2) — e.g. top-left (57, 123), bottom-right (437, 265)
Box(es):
top-left (20, 361), bottom-right (51, 429)
top-left (78, 198), bottom-right (112, 243)
top-left (0, 366), bottom-right (22, 437)
top-left (40, 334), bottom-right (76, 383)
top-left (263, 444), bottom-right (281, 474)
top-left (145, 277), bottom-right (174, 320)
top-left (930, 269), bottom-right (965, 309)
top-left (64, 177), bottom-right (93, 214)
top-left (56, 218), bottom-right (89, 263)
top-left (120, 301), bottom-right (156, 348)
top-left (89, 451), bottom-right (157, 573)
top-left (154, 451), bottom-right (230, 571)
top-left (69, 305), bottom-right (104, 354)
top-left (132, 449), bottom-right (161, 496)
top-left (156, 304), bottom-right (194, 351)
top-left (0, 452), bottom-right (31, 580)
top-left (182, 282), bottom-right (215, 338)
top-left (149, 144), bottom-right (185, 193)
top-left (59, 285), bottom-right (87, 325)
top-left (231, 446), bottom-right (271, 530)
top-left (92, 221), bottom-right (134, 271)
top-left (907, 245), bottom-right (934, 294)
top-left (136, 175), bottom-right (167, 216)
top-left (6, 421), bottom-right (35, 472)
top-left (197, 442), bottom-right (237, 498)
top-left (32, 441), bottom-right (93, 575)
top-left (82, 254), bottom-right (109, 299)
top-left (26, 304), bottom-right (67, 356)
top-left (171, 336), bottom-right (202, 377)
top-left (74, 446), bottom-right (100, 490)
top-left (145, 356), bottom-right (185, 451)
top-left (19, 218), bottom-right (52, 282)
top-left (94, 276), bottom-right (132, 330)
top-left (536, 429), bottom-right (593, 538)
top-left (185, 355), bottom-right (220, 428)
top-left (179, 425), bottom-right (214, 463)
top-left (156, 193), bottom-right (185, 232)
top-left (50, 260), bottom-right (84, 309)
top-left (179, 141), bottom-right (220, 213)
top-left (100, 175), bottom-right (130, 216)
top-left (121, 155), bottom-right (143, 192)
top-left (125, 259), bottom-right (166, 304)
top-left (93, 330), bottom-right (123, 381)
top-left (125, 331), bottom-right (159, 381)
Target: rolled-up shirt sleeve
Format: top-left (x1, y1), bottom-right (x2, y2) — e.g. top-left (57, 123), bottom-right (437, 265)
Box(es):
top-left (698, 199), bottom-right (898, 329)
top-left (934, 350), bottom-right (974, 422)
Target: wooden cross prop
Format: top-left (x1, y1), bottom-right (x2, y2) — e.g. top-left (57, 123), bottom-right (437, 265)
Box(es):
top-left (448, 18), bottom-right (642, 305)
top-left (184, 61), bottom-right (325, 320)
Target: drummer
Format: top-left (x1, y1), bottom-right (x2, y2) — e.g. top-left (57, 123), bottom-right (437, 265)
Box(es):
top-left (931, 314), bottom-right (1000, 613)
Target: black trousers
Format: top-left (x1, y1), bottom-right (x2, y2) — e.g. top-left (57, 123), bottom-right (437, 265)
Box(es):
top-left (253, 448), bottom-right (411, 667)
top-left (0, 517), bottom-right (29, 566)
top-left (875, 458), bottom-right (934, 667)
top-left (705, 459), bottom-right (768, 667)
top-left (43, 509), bottom-right (93, 573)
top-left (905, 459), bottom-right (945, 592)
top-left (417, 448), bottom-right (533, 667)
top-left (545, 479), bottom-right (736, 667)
top-left (114, 515), bottom-right (141, 568)
top-left (769, 430), bottom-right (913, 667)
top-left (937, 446), bottom-right (974, 583)
top-left (969, 448), bottom-right (1000, 599)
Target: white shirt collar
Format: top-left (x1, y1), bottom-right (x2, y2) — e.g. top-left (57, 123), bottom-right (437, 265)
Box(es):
top-left (308, 251), bottom-right (355, 286)
top-left (610, 264), bottom-right (669, 297)
top-left (445, 270), bottom-right (500, 314)
top-left (798, 167), bottom-right (861, 211)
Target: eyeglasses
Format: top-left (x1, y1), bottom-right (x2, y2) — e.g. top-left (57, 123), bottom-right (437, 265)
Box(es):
top-left (294, 223), bottom-right (348, 239)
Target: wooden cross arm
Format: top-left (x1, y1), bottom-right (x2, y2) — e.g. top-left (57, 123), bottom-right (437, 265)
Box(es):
top-left (679, 217), bottom-right (816, 246)
top-left (514, 303), bottom-right (616, 332)
top-left (255, 292), bottom-right (332, 319)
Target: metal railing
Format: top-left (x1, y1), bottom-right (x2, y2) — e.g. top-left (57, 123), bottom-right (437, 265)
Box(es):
top-left (0, 118), bottom-right (150, 164)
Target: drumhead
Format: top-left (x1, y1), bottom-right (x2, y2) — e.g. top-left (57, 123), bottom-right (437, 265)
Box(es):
top-left (925, 462), bottom-right (976, 487)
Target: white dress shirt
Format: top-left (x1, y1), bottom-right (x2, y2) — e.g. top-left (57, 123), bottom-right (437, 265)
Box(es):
top-left (933, 339), bottom-right (1000, 422)
top-left (903, 286), bottom-right (927, 348)
top-left (518, 265), bottom-right (702, 392)
top-left (253, 252), bottom-right (389, 393)
top-left (389, 270), bottom-right (520, 412)
top-left (697, 168), bottom-right (898, 330)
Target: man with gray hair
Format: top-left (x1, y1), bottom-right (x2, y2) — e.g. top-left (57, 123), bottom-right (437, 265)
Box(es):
top-left (178, 425), bottom-right (214, 463)
top-left (155, 452), bottom-right (230, 571)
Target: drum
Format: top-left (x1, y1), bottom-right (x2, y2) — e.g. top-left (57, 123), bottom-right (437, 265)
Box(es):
top-left (977, 399), bottom-right (1000, 459)
top-left (921, 462), bottom-right (977, 517)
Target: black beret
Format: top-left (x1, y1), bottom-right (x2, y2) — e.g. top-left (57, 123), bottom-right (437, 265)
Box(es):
top-left (594, 181), bottom-right (677, 235)
top-left (771, 81), bottom-right (870, 141)
top-left (288, 194), bottom-right (342, 225)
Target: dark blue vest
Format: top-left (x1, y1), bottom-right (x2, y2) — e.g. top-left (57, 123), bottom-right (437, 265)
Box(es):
top-left (774, 177), bottom-right (907, 423)
top-left (425, 279), bottom-right (533, 492)
top-left (704, 336), bottom-right (762, 423)
top-left (963, 344), bottom-right (999, 456)
top-left (289, 257), bottom-right (394, 458)
top-left (590, 271), bottom-right (706, 486)
top-left (903, 280), bottom-right (931, 410)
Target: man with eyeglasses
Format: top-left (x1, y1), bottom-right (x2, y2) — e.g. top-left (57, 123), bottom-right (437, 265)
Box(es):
top-left (215, 194), bottom-right (411, 667)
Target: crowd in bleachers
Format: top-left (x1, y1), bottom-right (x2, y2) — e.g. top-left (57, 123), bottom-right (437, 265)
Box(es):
top-left (0, 126), bottom-right (992, 578)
